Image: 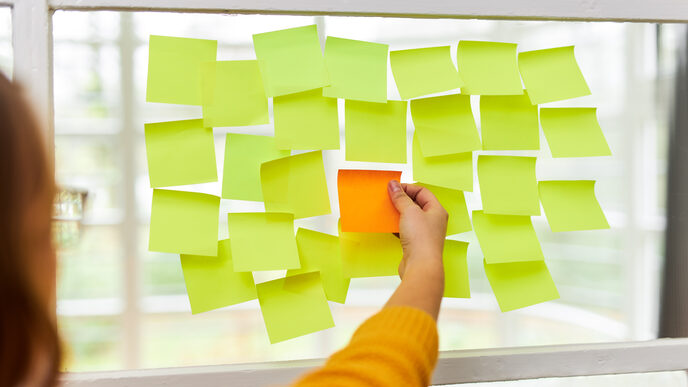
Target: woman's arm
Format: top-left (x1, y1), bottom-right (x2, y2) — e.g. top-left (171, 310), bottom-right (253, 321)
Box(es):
top-left (292, 180), bottom-right (448, 387)
top-left (385, 181), bottom-right (447, 320)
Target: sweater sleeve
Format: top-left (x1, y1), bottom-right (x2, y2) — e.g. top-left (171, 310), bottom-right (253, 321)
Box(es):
top-left (291, 306), bottom-right (439, 387)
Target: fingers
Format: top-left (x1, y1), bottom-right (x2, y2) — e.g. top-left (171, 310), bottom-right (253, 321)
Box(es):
top-left (401, 183), bottom-right (443, 212)
top-left (388, 180), bottom-right (417, 213)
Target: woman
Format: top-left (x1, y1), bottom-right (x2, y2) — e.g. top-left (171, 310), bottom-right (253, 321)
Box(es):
top-left (0, 69), bottom-right (447, 386)
top-left (0, 72), bottom-right (61, 386)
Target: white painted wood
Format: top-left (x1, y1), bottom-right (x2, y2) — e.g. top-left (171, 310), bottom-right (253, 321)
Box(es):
top-left (47, 0), bottom-right (688, 23)
top-left (118, 12), bottom-right (141, 370)
top-left (622, 24), bottom-right (660, 341)
top-left (61, 339), bottom-right (688, 386)
top-left (12, 0), bottom-right (53, 155)
top-left (431, 339), bottom-right (688, 384)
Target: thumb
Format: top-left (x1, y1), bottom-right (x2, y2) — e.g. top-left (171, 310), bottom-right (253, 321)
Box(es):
top-left (388, 180), bottom-right (416, 213)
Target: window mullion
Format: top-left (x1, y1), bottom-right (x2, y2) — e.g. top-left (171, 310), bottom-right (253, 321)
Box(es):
top-left (12, 0), bottom-right (54, 158)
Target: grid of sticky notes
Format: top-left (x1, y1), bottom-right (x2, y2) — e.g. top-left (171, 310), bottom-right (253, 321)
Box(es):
top-left (144, 26), bottom-right (612, 342)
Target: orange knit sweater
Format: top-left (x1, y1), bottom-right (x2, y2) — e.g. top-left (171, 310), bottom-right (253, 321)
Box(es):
top-left (291, 306), bottom-right (439, 387)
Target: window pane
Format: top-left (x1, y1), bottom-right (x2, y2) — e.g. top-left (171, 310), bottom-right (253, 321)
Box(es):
top-left (140, 226), bottom-right (186, 297)
top-left (58, 225), bottom-right (123, 300)
top-left (52, 10), bottom-right (676, 371)
top-left (53, 42), bottom-right (122, 135)
top-left (0, 7), bottom-right (11, 76)
top-left (53, 11), bottom-right (126, 373)
top-left (59, 316), bottom-right (124, 372)
top-left (54, 136), bottom-right (123, 219)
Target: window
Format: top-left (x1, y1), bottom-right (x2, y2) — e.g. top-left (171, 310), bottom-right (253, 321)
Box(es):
top-left (51, 11), bottom-right (675, 372)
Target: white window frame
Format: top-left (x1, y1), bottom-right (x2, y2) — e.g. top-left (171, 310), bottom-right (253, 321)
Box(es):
top-left (61, 339), bottom-right (688, 385)
top-left (5, 0), bottom-right (688, 384)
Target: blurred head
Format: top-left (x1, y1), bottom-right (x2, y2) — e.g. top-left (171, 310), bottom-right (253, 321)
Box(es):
top-left (0, 71), bottom-right (61, 386)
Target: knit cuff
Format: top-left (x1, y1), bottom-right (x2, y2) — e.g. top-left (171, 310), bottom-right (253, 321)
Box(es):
top-left (351, 306), bottom-right (439, 364)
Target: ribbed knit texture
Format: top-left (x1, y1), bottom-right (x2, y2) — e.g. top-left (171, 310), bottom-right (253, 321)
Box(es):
top-left (291, 306), bottom-right (439, 387)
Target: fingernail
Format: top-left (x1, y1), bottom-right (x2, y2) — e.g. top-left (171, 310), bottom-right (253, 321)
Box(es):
top-left (389, 179), bottom-right (401, 192)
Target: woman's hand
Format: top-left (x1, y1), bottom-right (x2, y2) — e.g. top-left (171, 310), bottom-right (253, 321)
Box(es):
top-left (387, 180), bottom-right (448, 278)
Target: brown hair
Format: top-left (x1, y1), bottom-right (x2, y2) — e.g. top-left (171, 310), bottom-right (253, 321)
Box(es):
top-left (0, 71), bottom-right (61, 386)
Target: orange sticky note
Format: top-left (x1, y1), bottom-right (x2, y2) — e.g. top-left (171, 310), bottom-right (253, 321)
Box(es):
top-left (338, 169), bottom-right (401, 233)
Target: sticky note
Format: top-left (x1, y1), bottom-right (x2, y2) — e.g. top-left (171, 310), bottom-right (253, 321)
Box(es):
top-left (260, 151), bottom-right (331, 219)
top-left (222, 134), bottom-right (289, 201)
top-left (253, 25), bottom-right (328, 97)
top-left (144, 119), bottom-right (217, 188)
top-left (274, 89), bottom-right (339, 150)
top-left (180, 239), bottom-right (257, 314)
top-left (480, 92), bottom-right (539, 151)
top-left (287, 228), bottom-right (350, 303)
top-left (412, 133), bottom-right (473, 192)
top-left (477, 155), bottom-right (539, 216)
top-left (410, 94), bottom-right (481, 157)
top-left (539, 180), bottom-right (610, 232)
top-left (484, 260), bottom-right (559, 312)
top-left (201, 60), bottom-right (269, 127)
top-left (457, 41), bottom-right (523, 95)
top-left (339, 223), bottom-right (402, 278)
top-left (540, 108), bottom-right (611, 158)
top-left (518, 46), bottom-right (590, 104)
top-left (146, 35), bottom-right (217, 105)
top-left (256, 272), bottom-right (334, 343)
top-left (472, 210), bottom-right (544, 264)
top-left (390, 46), bottom-right (463, 99)
top-left (338, 169), bottom-right (402, 233)
top-left (417, 184), bottom-right (471, 235)
top-left (227, 212), bottom-right (300, 272)
top-left (149, 189), bottom-right (220, 256)
top-left (323, 36), bottom-right (388, 103)
top-left (443, 240), bottom-right (470, 298)
top-left (345, 100), bottom-right (407, 163)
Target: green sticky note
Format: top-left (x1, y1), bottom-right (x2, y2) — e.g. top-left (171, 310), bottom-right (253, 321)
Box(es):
top-left (540, 108), bottom-right (611, 158)
top-left (323, 36), bottom-right (388, 103)
top-left (411, 94), bottom-right (481, 157)
top-left (477, 155), bottom-right (539, 216)
top-left (149, 189), bottom-right (220, 256)
top-left (518, 46), bottom-right (590, 104)
top-left (253, 25), bottom-right (328, 97)
top-left (539, 180), bottom-right (609, 232)
top-left (180, 239), bottom-right (257, 314)
top-left (457, 41), bottom-right (523, 95)
top-left (339, 224), bottom-right (402, 278)
top-left (484, 259), bottom-right (559, 312)
top-left (260, 151), bottom-right (331, 219)
top-left (256, 272), bottom-right (334, 343)
top-left (274, 89), bottom-right (339, 150)
top-left (472, 210), bottom-right (544, 264)
top-left (227, 212), bottom-right (300, 272)
top-left (222, 134), bottom-right (290, 201)
top-left (390, 46), bottom-right (463, 100)
top-left (287, 228), bottom-right (350, 303)
top-left (480, 92), bottom-right (539, 151)
top-left (345, 100), bottom-right (407, 163)
top-left (417, 184), bottom-right (471, 235)
top-left (443, 240), bottom-right (470, 298)
top-left (412, 133), bottom-right (473, 192)
top-left (144, 119), bottom-right (217, 188)
top-left (146, 35), bottom-right (217, 105)
top-left (201, 60), bottom-right (269, 127)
